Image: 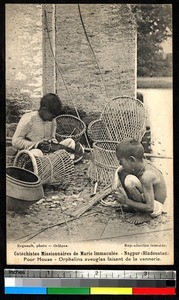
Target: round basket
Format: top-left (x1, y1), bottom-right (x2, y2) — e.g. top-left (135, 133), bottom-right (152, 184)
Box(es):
top-left (13, 149), bottom-right (75, 185)
top-left (55, 114), bottom-right (86, 142)
top-left (92, 141), bottom-right (119, 169)
top-left (6, 166), bottom-right (44, 211)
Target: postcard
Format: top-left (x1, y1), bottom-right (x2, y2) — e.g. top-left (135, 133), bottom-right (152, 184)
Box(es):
top-left (6, 3), bottom-right (173, 265)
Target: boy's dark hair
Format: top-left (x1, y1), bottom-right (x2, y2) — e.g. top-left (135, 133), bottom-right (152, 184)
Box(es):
top-left (116, 138), bottom-right (144, 160)
top-left (40, 93), bottom-right (62, 117)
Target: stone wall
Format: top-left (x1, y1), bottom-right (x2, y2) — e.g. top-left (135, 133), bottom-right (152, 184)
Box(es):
top-left (43, 4), bottom-right (137, 114)
top-left (6, 4), bottom-right (137, 116)
top-left (6, 4), bottom-right (43, 110)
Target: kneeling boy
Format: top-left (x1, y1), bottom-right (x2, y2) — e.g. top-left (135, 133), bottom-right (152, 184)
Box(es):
top-left (112, 138), bottom-right (167, 218)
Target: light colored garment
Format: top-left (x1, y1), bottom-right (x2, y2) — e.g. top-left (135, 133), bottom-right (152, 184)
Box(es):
top-left (59, 138), bottom-right (75, 160)
top-left (12, 111), bottom-right (57, 150)
top-left (59, 138), bottom-right (75, 150)
top-left (150, 200), bottom-right (163, 218)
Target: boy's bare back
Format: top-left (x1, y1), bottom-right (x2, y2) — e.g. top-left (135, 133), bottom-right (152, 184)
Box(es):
top-left (139, 161), bottom-right (167, 204)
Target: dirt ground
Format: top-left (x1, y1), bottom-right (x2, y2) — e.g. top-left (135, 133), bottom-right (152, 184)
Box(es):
top-left (6, 147), bottom-right (172, 246)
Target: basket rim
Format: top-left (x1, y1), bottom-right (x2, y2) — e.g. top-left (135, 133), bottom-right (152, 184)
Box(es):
top-left (56, 114), bottom-right (86, 126)
top-left (93, 140), bottom-right (119, 152)
top-left (13, 149), bottom-right (39, 175)
top-left (56, 132), bottom-right (84, 139)
top-left (91, 158), bottom-right (118, 169)
top-left (6, 165), bottom-right (41, 184)
top-left (101, 95), bottom-right (145, 115)
top-left (55, 114), bottom-right (86, 138)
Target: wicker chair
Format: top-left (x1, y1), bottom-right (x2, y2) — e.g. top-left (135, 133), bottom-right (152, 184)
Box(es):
top-left (87, 96), bottom-right (146, 184)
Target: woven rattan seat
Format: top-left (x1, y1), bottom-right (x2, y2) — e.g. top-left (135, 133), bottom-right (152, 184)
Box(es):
top-left (88, 96), bottom-right (146, 184)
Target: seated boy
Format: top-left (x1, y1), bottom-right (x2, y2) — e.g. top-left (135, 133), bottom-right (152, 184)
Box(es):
top-left (112, 138), bottom-right (167, 221)
top-left (12, 93), bottom-right (75, 157)
top-left (12, 93), bottom-right (62, 150)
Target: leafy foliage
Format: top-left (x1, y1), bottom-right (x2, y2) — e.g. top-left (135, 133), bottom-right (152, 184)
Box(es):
top-left (6, 97), bottom-right (32, 123)
top-left (131, 4), bottom-right (172, 77)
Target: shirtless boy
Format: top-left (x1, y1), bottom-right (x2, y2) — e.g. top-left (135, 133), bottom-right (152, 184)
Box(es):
top-left (112, 138), bottom-right (167, 218)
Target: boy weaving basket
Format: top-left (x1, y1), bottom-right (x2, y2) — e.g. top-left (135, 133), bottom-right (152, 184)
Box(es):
top-left (111, 138), bottom-right (167, 222)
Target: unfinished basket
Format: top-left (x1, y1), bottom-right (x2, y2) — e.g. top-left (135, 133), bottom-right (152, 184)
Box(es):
top-left (88, 96), bottom-right (146, 142)
top-left (13, 149), bottom-right (74, 185)
top-left (56, 114), bottom-right (86, 142)
top-left (88, 141), bottom-right (119, 184)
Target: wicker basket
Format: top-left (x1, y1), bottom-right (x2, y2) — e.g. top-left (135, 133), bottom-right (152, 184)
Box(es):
top-left (13, 149), bottom-right (74, 185)
top-left (88, 141), bottom-right (119, 184)
top-left (6, 166), bottom-right (44, 211)
top-left (56, 114), bottom-right (86, 142)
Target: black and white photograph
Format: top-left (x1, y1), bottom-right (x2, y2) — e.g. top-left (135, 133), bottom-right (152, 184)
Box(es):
top-left (6, 3), bottom-right (173, 265)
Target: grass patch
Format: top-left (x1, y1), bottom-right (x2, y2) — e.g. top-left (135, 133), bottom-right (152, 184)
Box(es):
top-left (137, 77), bottom-right (172, 89)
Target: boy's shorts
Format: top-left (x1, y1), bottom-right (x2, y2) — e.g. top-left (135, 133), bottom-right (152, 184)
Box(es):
top-left (150, 200), bottom-right (163, 218)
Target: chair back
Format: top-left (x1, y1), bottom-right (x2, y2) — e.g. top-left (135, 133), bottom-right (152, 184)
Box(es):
top-left (88, 96), bottom-right (146, 142)
top-left (101, 96), bottom-right (146, 141)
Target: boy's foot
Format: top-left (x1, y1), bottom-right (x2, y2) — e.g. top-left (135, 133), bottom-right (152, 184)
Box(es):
top-left (125, 212), bottom-right (152, 225)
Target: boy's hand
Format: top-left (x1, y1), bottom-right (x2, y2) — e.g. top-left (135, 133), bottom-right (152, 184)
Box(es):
top-left (112, 173), bottom-right (121, 190)
top-left (51, 138), bottom-right (59, 144)
top-left (114, 193), bottom-right (126, 204)
top-left (112, 186), bottom-right (128, 197)
top-left (113, 192), bottom-right (127, 204)
top-left (36, 140), bottom-right (51, 152)
top-left (112, 166), bottom-right (123, 190)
